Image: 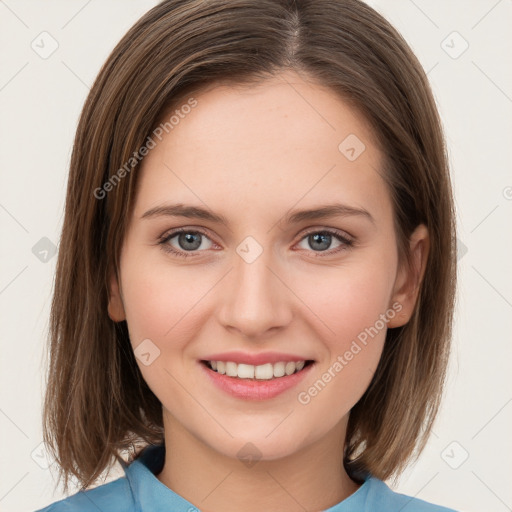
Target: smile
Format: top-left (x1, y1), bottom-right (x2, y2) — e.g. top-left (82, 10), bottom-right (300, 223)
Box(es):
top-left (204, 360), bottom-right (310, 380)
top-left (200, 357), bottom-right (315, 400)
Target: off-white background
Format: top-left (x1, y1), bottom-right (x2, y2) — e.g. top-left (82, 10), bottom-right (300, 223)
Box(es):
top-left (0, 1), bottom-right (511, 511)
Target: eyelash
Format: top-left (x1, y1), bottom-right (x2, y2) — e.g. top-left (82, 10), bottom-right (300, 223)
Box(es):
top-left (157, 227), bottom-right (354, 259)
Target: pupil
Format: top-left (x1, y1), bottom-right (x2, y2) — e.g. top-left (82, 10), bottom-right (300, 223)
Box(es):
top-left (310, 233), bottom-right (330, 251)
top-left (180, 232), bottom-right (201, 250)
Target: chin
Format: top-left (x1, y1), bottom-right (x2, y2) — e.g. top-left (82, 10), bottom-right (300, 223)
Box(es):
top-left (199, 422), bottom-right (318, 463)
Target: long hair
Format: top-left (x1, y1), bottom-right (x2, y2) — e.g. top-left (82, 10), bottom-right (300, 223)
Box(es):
top-left (43, 0), bottom-right (457, 492)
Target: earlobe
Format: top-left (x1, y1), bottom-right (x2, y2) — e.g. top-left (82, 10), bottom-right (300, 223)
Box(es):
top-left (107, 270), bottom-right (126, 322)
top-left (387, 224), bottom-right (429, 328)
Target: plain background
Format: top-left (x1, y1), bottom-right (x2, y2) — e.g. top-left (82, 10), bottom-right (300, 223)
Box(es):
top-left (0, 1), bottom-right (511, 511)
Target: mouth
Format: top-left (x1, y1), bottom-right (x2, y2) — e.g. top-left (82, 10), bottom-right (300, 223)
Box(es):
top-left (198, 350), bottom-right (316, 400)
top-left (201, 359), bottom-right (314, 380)
top-left (200, 358), bottom-right (315, 400)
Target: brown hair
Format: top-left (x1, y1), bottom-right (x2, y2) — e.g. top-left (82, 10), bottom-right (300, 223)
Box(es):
top-left (43, 0), bottom-right (457, 492)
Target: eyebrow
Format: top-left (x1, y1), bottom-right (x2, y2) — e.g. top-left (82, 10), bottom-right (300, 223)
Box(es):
top-left (141, 203), bottom-right (375, 226)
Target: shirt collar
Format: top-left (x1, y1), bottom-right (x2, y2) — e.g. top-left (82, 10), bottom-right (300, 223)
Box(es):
top-left (125, 444), bottom-right (198, 511)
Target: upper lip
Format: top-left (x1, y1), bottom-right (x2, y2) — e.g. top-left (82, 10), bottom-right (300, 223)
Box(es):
top-left (201, 351), bottom-right (313, 366)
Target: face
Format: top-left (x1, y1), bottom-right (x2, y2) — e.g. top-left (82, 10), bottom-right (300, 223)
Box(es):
top-left (108, 70), bottom-right (428, 462)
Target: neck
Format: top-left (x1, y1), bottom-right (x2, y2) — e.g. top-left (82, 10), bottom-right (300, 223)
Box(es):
top-left (156, 413), bottom-right (360, 512)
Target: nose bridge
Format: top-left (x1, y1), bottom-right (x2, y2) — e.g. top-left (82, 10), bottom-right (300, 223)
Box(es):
top-left (217, 236), bottom-right (291, 338)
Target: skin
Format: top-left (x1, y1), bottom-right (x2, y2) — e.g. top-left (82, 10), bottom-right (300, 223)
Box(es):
top-left (108, 69), bottom-right (429, 512)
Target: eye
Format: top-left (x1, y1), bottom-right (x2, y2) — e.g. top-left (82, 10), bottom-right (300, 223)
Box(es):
top-left (158, 228), bottom-right (215, 258)
top-left (295, 229), bottom-right (354, 257)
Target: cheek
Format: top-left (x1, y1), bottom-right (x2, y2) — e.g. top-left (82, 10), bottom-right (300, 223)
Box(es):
top-left (121, 259), bottom-right (196, 344)
top-left (120, 261), bottom-right (202, 406)
top-left (299, 258), bottom-right (395, 348)
top-left (293, 260), bottom-right (395, 407)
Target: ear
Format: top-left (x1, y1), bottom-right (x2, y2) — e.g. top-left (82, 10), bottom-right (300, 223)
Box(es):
top-left (387, 224), bottom-right (429, 328)
top-left (107, 269), bottom-right (126, 322)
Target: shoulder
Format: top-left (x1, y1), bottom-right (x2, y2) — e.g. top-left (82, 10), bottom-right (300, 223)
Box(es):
top-left (34, 474), bottom-right (135, 512)
top-left (34, 444), bottom-right (167, 512)
top-left (365, 477), bottom-right (459, 512)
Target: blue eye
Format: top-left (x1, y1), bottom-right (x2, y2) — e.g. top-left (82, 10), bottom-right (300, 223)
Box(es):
top-left (296, 230), bottom-right (353, 255)
top-left (158, 229), bottom-right (214, 258)
top-left (158, 228), bottom-right (354, 259)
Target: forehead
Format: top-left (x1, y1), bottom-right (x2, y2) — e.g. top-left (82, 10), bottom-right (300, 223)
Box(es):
top-left (134, 71), bottom-right (390, 223)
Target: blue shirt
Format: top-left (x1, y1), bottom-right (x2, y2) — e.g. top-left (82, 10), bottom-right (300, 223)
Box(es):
top-left (35, 444), bottom-right (457, 511)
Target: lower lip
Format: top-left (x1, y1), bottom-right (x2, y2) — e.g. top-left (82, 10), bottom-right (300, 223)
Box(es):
top-left (200, 361), bottom-right (314, 400)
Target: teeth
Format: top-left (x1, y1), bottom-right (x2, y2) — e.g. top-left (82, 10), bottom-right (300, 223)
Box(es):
top-left (225, 361), bottom-right (238, 377)
top-left (255, 363), bottom-right (273, 380)
top-left (207, 360), bottom-right (308, 379)
top-left (273, 362), bottom-right (285, 378)
top-left (237, 363), bottom-right (255, 379)
top-left (285, 362), bottom-right (296, 375)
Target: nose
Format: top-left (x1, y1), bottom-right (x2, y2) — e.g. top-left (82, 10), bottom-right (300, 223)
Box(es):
top-left (217, 243), bottom-right (293, 340)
